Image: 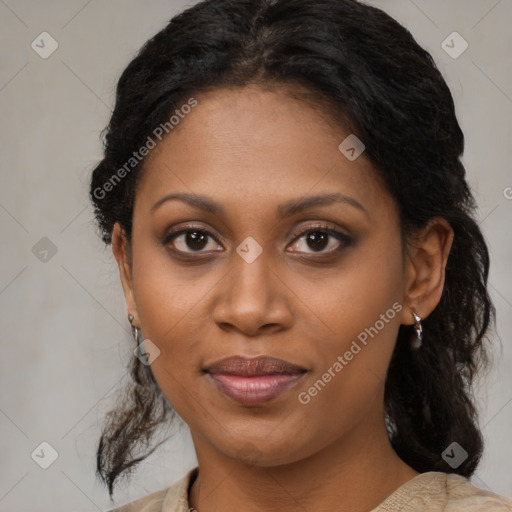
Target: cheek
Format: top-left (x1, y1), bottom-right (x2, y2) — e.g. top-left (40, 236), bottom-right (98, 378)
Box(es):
top-left (131, 224), bottom-right (217, 340)
top-left (133, 270), bottom-right (211, 367)
top-left (129, 243), bottom-right (204, 369)
top-left (299, 235), bottom-right (404, 348)
top-left (293, 238), bottom-right (404, 408)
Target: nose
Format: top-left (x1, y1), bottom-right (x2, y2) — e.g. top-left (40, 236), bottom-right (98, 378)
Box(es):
top-left (211, 247), bottom-right (294, 337)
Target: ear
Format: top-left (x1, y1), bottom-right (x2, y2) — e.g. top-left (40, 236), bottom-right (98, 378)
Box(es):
top-left (400, 217), bottom-right (454, 325)
top-left (112, 222), bottom-right (140, 327)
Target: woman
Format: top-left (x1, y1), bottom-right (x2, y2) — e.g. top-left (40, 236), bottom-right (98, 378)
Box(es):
top-left (89, 0), bottom-right (512, 510)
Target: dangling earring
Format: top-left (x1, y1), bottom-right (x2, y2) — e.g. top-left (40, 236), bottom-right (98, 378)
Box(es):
top-left (128, 314), bottom-right (159, 365)
top-left (128, 313), bottom-right (142, 344)
top-left (410, 310), bottom-right (423, 349)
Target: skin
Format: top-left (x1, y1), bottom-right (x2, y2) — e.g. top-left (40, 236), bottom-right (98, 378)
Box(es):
top-left (112, 84), bottom-right (454, 512)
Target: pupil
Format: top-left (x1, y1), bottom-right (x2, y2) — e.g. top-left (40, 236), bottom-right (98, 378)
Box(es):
top-left (187, 231), bottom-right (207, 251)
top-left (308, 231), bottom-right (328, 251)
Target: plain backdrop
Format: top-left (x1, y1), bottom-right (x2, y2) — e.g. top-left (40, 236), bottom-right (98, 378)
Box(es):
top-left (0, 1), bottom-right (511, 510)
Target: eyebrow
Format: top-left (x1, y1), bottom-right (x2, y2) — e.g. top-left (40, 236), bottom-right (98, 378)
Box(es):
top-left (150, 192), bottom-right (367, 218)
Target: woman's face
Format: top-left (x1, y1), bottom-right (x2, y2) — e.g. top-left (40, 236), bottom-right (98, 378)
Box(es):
top-left (115, 85), bottom-right (416, 466)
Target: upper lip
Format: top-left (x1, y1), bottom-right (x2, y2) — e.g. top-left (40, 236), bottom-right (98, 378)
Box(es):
top-left (205, 355), bottom-right (307, 376)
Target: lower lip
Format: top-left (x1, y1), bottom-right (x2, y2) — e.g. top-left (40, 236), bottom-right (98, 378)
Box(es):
top-left (207, 372), bottom-right (305, 406)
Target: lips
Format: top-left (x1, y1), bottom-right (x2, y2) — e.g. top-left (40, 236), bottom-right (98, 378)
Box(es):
top-left (205, 355), bottom-right (307, 406)
top-left (205, 355), bottom-right (307, 376)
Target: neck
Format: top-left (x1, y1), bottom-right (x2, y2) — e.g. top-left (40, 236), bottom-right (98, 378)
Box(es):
top-left (188, 408), bottom-right (419, 512)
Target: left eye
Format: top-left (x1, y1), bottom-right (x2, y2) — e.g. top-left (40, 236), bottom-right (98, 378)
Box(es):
top-left (288, 227), bottom-right (351, 254)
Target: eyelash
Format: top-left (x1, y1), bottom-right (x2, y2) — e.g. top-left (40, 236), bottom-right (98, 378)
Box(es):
top-left (162, 223), bottom-right (352, 257)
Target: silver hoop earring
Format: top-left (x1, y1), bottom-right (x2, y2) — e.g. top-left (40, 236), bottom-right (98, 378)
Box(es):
top-left (128, 314), bottom-right (142, 344)
top-left (410, 311), bottom-right (423, 349)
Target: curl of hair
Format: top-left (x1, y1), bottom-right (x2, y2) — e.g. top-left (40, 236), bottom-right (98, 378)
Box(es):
top-left (96, 347), bottom-right (175, 498)
top-left (90, 0), bottom-right (495, 499)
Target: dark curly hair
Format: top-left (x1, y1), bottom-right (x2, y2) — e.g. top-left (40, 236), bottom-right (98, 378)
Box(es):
top-left (89, 0), bottom-right (495, 500)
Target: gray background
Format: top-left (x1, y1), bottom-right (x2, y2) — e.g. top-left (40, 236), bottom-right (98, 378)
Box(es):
top-left (0, 1), bottom-right (511, 510)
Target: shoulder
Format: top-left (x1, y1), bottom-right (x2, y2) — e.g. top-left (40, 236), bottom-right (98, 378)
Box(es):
top-left (105, 466), bottom-right (199, 512)
top-left (374, 471), bottom-right (512, 512)
top-left (442, 472), bottom-right (512, 511)
top-left (106, 489), bottom-right (167, 512)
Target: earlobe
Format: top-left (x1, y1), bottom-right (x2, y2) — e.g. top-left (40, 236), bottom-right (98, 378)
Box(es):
top-left (400, 217), bottom-right (454, 325)
top-left (112, 223), bottom-right (140, 326)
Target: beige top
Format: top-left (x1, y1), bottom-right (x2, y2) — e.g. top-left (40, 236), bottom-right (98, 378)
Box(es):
top-left (108, 466), bottom-right (512, 511)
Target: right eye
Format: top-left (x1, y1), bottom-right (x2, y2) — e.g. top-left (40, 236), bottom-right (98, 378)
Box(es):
top-left (163, 227), bottom-right (223, 254)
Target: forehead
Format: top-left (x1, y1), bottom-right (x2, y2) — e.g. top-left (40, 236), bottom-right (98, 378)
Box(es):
top-left (135, 85), bottom-right (392, 220)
